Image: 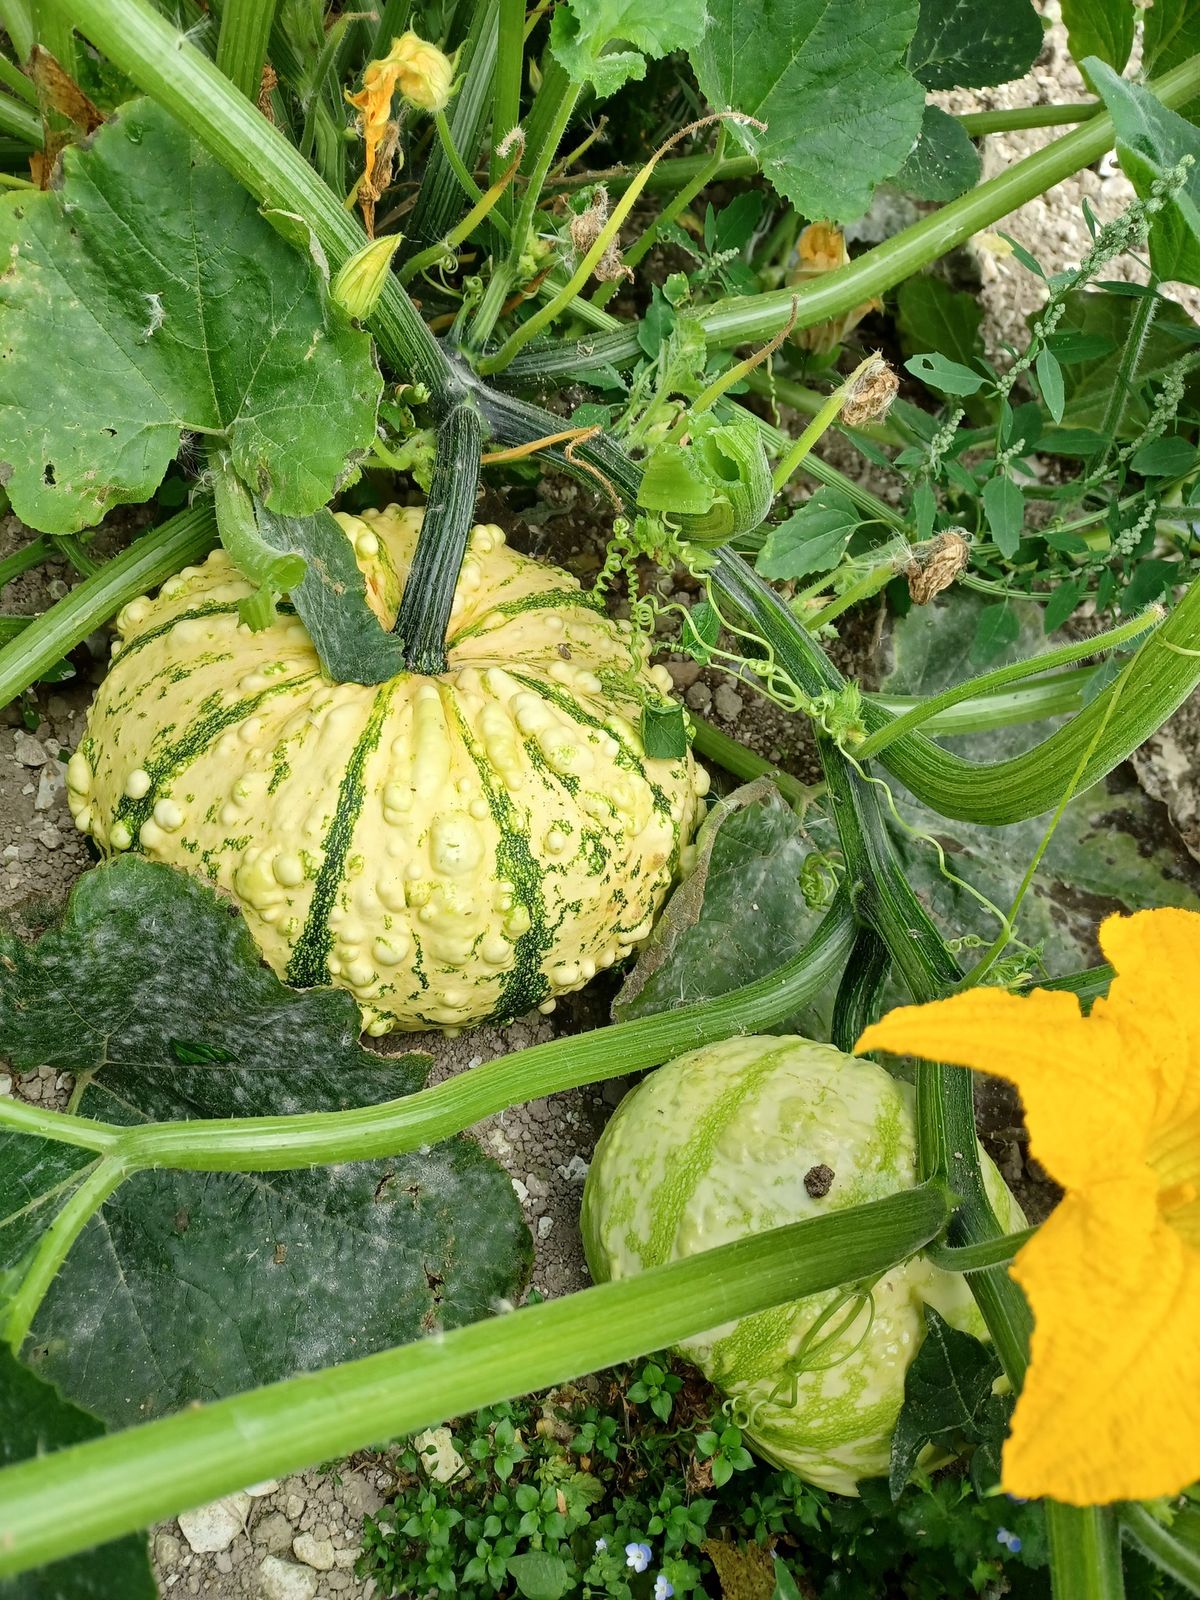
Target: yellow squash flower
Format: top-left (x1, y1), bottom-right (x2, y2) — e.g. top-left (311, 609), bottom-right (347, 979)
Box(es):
top-left (347, 31), bottom-right (454, 222)
top-left (857, 907), bottom-right (1200, 1507)
top-left (787, 222), bottom-right (881, 355)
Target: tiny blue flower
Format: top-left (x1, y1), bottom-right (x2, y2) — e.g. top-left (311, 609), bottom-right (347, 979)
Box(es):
top-left (655, 1577), bottom-right (675, 1600)
top-left (594, 1537), bottom-right (607, 1553)
top-left (996, 1527), bottom-right (1023, 1554)
top-left (625, 1542), bottom-right (652, 1573)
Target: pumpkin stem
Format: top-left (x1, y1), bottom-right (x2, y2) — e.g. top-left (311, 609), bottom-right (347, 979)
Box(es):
top-left (395, 399), bottom-right (484, 671)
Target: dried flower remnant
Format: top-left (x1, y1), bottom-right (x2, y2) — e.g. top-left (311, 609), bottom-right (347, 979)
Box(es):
top-left (903, 529), bottom-right (970, 605)
top-left (348, 32), bottom-right (454, 233)
top-left (570, 188), bottom-right (632, 284)
top-left (840, 354), bottom-right (898, 427)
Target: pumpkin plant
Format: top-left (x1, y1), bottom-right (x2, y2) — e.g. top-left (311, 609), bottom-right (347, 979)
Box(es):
top-left (1, 0), bottom-right (1200, 1596)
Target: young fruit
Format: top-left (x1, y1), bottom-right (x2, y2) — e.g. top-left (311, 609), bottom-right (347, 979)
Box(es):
top-left (581, 1034), bottom-right (1023, 1494)
top-left (67, 507), bottom-right (707, 1033)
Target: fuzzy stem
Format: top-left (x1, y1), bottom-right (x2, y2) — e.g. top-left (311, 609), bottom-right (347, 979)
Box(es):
top-left (0, 1182), bottom-right (948, 1580)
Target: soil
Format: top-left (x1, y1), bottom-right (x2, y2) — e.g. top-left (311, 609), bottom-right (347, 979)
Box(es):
top-left (2, 7), bottom-right (1199, 1594)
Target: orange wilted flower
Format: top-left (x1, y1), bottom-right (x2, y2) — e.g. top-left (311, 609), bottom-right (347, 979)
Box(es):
top-left (347, 32), bottom-right (454, 231)
top-left (858, 908), bottom-right (1200, 1506)
top-left (789, 223), bottom-right (880, 355)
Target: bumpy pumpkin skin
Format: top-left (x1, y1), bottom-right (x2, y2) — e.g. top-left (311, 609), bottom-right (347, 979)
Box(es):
top-left (67, 506), bottom-right (708, 1033)
top-left (581, 1035), bottom-right (1023, 1495)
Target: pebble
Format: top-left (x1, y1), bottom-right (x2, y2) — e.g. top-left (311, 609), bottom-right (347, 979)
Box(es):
top-left (292, 1533), bottom-right (335, 1571)
top-left (413, 1424), bottom-right (468, 1484)
top-left (38, 827), bottom-right (62, 850)
top-left (511, 1177), bottom-right (529, 1205)
top-left (177, 1493), bottom-right (250, 1553)
top-left (714, 684), bottom-right (744, 720)
top-left (537, 1215), bottom-right (554, 1240)
top-left (284, 1494), bottom-right (306, 1522)
top-left (327, 1573), bottom-right (352, 1592)
top-left (684, 682), bottom-right (712, 713)
top-left (154, 1533), bottom-right (182, 1567)
top-left (246, 1479), bottom-right (280, 1498)
top-left (13, 732), bottom-right (48, 767)
top-left (215, 1552), bottom-right (233, 1574)
top-left (339, 1470), bottom-right (385, 1518)
top-left (34, 762), bottom-right (64, 812)
top-left (258, 1555), bottom-right (318, 1600)
top-left (561, 1155), bottom-right (589, 1184)
top-left (254, 1513), bottom-right (295, 1556)
top-left (668, 659), bottom-right (701, 690)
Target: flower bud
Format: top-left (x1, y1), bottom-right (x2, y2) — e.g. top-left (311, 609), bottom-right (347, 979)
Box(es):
top-left (384, 30), bottom-right (454, 113)
top-left (332, 233), bottom-right (403, 320)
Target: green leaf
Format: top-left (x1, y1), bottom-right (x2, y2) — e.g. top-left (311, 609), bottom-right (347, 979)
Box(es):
top-left (1142, 0), bottom-right (1200, 80)
top-left (1089, 60), bottom-right (1200, 286)
top-left (690, 0), bottom-right (925, 221)
top-left (904, 352), bottom-right (986, 395)
top-left (906, 0), bottom-right (1042, 87)
top-left (1043, 575), bottom-right (1086, 634)
top-left (1050, 291), bottom-right (1200, 432)
top-left (889, 1308), bottom-right (1005, 1499)
top-left (506, 1552), bottom-right (572, 1600)
top-left (254, 504), bottom-right (407, 684)
top-left (0, 99), bottom-right (380, 534)
top-left (550, 0), bottom-right (706, 95)
top-left (0, 859), bottom-right (532, 1427)
top-left (681, 598), bottom-right (720, 664)
top-left (613, 779), bottom-right (835, 1034)
top-left (971, 602), bottom-right (1020, 664)
top-left (772, 1555), bottom-right (807, 1600)
top-left (641, 700), bottom-right (688, 759)
top-left (756, 488), bottom-right (859, 580)
top-left (0, 1346), bottom-right (156, 1599)
top-left (982, 474), bottom-right (1025, 559)
top-left (894, 105), bottom-right (981, 202)
top-left (1060, 0), bottom-right (1134, 78)
top-left (1035, 347), bottom-right (1065, 423)
top-left (1130, 434), bottom-right (1200, 477)
top-left (897, 276), bottom-right (984, 370)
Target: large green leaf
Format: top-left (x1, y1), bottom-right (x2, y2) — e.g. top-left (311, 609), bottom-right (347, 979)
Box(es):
top-left (1143, 0), bottom-right (1200, 79)
top-left (905, 0), bottom-right (1042, 88)
top-left (550, 0), bottom-right (706, 95)
top-left (0, 99), bottom-right (381, 534)
top-left (0, 860), bottom-right (532, 1428)
top-left (1090, 61), bottom-right (1200, 287)
top-left (690, 0), bottom-right (925, 221)
top-left (1060, 0), bottom-right (1134, 79)
top-left (888, 1308), bottom-right (1009, 1499)
top-left (0, 1348), bottom-right (156, 1599)
top-left (613, 779), bottom-right (835, 1034)
top-left (894, 105), bottom-right (981, 202)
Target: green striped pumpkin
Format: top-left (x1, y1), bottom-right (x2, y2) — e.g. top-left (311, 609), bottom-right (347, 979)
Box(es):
top-left (581, 1034), bottom-right (1023, 1495)
top-left (67, 505), bottom-right (708, 1033)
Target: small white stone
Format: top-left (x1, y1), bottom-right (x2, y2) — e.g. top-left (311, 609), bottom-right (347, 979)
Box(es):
top-left (412, 1425), bottom-right (467, 1484)
top-left (34, 763), bottom-right (65, 812)
top-left (511, 1177), bottom-right (529, 1205)
top-left (258, 1555), bottom-right (318, 1600)
top-left (245, 1479), bottom-right (279, 1498)
top-left (0, 1074), bottom-right (12, 1097)
top-left (561, 1154), bottom-right (589, 1184)
top-left (177, 1492), bottom-right (250, 1552)
top-left (13, 732), bottom-right (48, 767)
top-left (537, 1215), bottom-right (554, 1241)
top-left (292, 1533), bottom-right (335, 1571)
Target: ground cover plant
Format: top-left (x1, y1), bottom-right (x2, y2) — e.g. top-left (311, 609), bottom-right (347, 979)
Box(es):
top-left (2, 0), bottom-right (1200, 1595)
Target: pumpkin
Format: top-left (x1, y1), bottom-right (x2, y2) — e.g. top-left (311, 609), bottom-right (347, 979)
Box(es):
top-left (66, 506), bottom-right (708, 1033)
top-left (581, 1034), bottom-right (1023, 1494)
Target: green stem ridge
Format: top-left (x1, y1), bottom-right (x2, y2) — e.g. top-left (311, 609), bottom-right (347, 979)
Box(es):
top-left (0, 505), bottom-right (219, 711)
top-left (1121, 1504), bottom-right (1200, 1591)
top-left (395, 399), bottom-right (484, 669)
top-left (1048, 1506), bottom-right (1128, 1600)
top-left (214, 0), bottom-right (277, 100)
top-left (0, 83), bottom-right (41, 143)
top-left (0, 1182), bottom-right (949, 1579)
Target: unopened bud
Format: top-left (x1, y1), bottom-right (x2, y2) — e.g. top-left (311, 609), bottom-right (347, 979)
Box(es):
top-left (841, 354), bottom-right (899, 427)
top-left (332, 233), bottom-right (403, 319)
